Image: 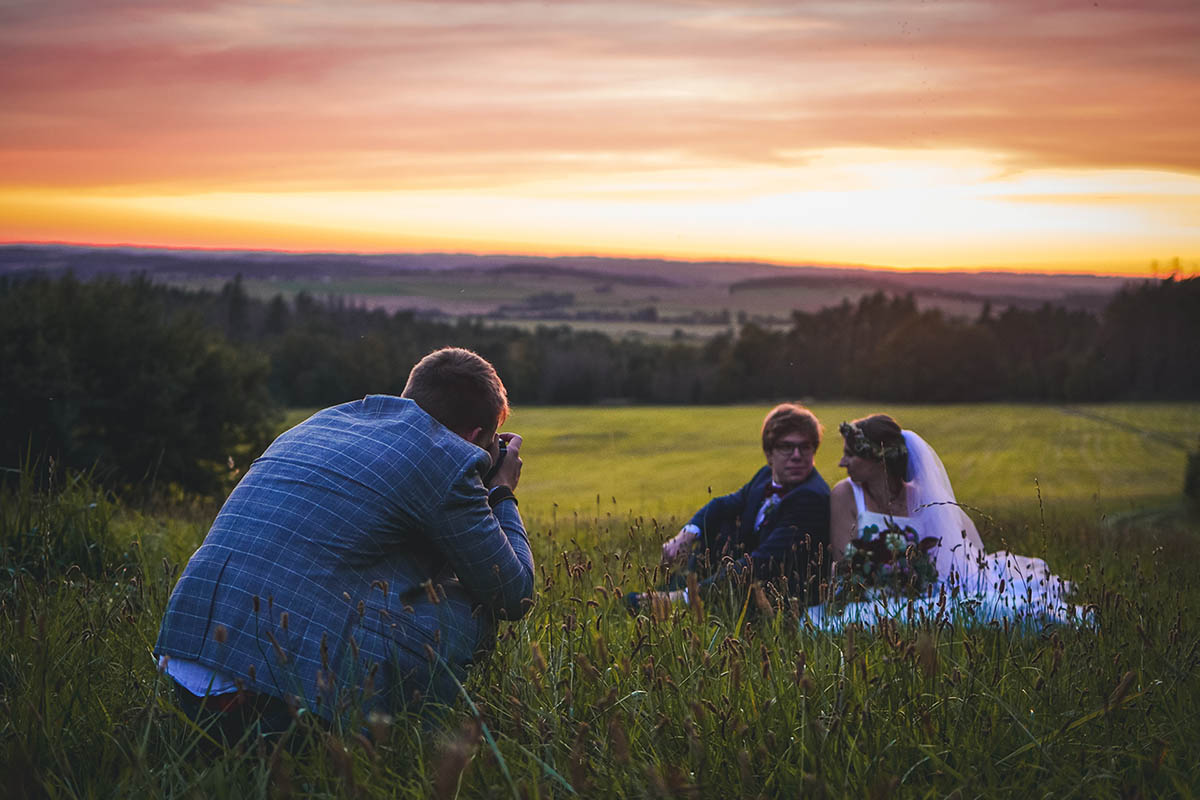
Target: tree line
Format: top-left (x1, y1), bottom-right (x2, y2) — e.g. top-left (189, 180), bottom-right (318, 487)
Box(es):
top-left (3, 272), bottom-right (1197, 493)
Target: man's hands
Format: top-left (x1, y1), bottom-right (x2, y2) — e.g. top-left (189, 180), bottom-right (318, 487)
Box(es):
top-left (485, 432), bottom-right (523, 491)
top-left (661, 526), bottom-right (696, 566)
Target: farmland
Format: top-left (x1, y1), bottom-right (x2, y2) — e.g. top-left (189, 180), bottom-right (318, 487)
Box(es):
top-left (3, 403), bottom-right (1199, 797)
top-left (2, 244), bottom-right (1131, 341)
top-left (150, 268), bottom-right (1104, 340)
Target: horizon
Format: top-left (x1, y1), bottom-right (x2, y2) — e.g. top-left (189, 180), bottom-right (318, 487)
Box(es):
top-left (0, 238), bottom-right (1170, 281)
top-left (2, 1), bottom-right (1198, 277)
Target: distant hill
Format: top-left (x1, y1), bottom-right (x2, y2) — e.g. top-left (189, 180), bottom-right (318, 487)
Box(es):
top-left (0, 243), bottom-right (1135, 320)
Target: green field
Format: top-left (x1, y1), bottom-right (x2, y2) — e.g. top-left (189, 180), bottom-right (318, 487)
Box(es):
top-left (285, 401), bottom-right (1199, 525)
top-left (5, 403), bottom-right (1200, 797)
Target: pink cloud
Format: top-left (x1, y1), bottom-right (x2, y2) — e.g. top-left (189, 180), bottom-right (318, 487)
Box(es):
top-left (1, 0), bottom-right (1197, 191)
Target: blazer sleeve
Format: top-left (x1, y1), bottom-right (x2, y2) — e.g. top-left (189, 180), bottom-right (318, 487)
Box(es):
top-left (699, 485), bottom-right (830, 591)
top-left (687, 470), bottom-right (760, 538)
top-left (426, 461), bottom-right (535, 621)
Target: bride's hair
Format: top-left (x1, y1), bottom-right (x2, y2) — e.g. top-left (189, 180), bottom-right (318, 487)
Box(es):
top-left (847, 414), bottom-right (908, 481)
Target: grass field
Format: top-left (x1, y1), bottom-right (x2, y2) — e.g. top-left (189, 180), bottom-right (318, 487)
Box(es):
top-left (4, 403), bottom-right (1199, 798)
top-left (282, 402), bottom-right (1197, 523)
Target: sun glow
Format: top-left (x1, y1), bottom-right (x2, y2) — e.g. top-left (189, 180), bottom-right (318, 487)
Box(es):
top-left (2, 1), bottom-right (1198, 274)
top-left (4, 148), bottom-right (1196, 273)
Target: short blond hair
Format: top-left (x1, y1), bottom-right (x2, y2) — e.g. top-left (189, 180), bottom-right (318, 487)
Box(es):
top-left (402, 347), bottom-right (509, 434)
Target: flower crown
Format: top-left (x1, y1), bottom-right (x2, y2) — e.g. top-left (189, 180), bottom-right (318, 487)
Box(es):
top-left (839, 421), bottom-right (908, 463)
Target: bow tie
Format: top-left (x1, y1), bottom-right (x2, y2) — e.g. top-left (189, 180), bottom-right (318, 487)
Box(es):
top-left (763, 484), bottom-right (788, 500)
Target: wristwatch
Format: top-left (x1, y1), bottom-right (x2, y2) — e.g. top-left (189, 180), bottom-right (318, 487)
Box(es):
top-left (488, 486), bottom-right (517, 508)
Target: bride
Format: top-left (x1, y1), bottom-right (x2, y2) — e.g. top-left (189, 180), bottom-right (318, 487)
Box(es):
top-left (807, 414), bottom-right (1086, 631)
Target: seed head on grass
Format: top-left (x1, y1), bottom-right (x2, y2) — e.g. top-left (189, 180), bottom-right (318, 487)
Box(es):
top-left (422, 580), bottom-right (439, 605)
top-left (529, 640), bottom-right (546, 674)
top-left (366, 711), bottom-right (392, 745)
top-left (870, 775), bottom-right (900, 799)
top-left (362, 665), bottom-right (380, 703)
top-left (644, 764), bottom-right (669, 797)
top-left (432, 718), bottom-right (481, 800)
top-left (267, 733), bottom-right (294, 799)
top-left (266, 631), bottom-right (287, 664)
top-left (1106, 670), bottom-right (1136, 713)
top-left (793, 650), bottom-right (814, 692)
top-left (324, 733), bottom-right (356, 791)
top-left (916, 632), bottom-right (937, 678)
top-left (737, 748), bottom-right (752, 788)
top-left (664, 764), bottom-right (699, 798)
top-left (568, 722), bottom-right (591, 791)
top-left (648, 592), bottom-right (672, 623)
top-left (684, 716), bottom-right (703, 762)
top-left (752, 584), bottom-right (774, 617)
top-left (686, 571), bottom-right (704, 623)
top-left (352, 732), bottom-right (377, 761)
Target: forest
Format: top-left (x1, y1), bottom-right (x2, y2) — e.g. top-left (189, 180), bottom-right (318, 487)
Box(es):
top-left (2, 271), bottom-right (1197, 493)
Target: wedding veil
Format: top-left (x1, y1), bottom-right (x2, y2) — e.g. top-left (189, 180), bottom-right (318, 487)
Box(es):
top-left (903, 430), bottom-right (987, 583)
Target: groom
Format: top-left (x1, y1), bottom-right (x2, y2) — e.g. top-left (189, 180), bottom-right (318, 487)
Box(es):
top-left (654, 403), bottom-right (831, 607)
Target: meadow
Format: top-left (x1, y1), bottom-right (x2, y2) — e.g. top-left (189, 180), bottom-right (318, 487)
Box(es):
top-left (3, 403), bottom-right (1199, 798)
top-left (432, 403), bottom-right (1198, 529)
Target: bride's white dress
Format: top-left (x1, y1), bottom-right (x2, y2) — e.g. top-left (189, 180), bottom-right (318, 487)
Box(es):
top-left (805, 431), bottom-right (1088, 632)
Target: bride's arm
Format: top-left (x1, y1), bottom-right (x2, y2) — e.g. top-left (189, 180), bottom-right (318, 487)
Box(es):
top-left (829, 480), bottom-right (857, 567)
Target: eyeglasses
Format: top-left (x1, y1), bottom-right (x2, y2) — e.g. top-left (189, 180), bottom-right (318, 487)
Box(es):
top-left (771, 440), bottom-right (815, 457)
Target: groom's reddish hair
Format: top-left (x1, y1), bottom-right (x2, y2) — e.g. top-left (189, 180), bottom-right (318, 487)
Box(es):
top-left (761, 403), bottom-right (823, 453)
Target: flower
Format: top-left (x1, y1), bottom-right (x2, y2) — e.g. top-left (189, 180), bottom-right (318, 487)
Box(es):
top-left (839, 421), bottom-right (908, 463)
top-left (835, 518), bottom-right (939, 603)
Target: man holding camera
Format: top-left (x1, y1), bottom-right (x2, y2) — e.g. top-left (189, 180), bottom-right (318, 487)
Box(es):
top-left (155, 347), bottom-right (533, 741)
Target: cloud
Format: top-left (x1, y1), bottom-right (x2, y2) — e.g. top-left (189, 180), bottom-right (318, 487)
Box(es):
top-left (0, 0), bottom-right (1197, 193)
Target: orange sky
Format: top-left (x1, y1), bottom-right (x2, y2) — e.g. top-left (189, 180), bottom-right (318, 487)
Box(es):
top-left (2, 0), bottom-right (1198, 275)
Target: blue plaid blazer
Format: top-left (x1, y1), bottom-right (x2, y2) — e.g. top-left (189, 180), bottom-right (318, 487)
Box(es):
top-left (154, 396), bottom-right (534, 717)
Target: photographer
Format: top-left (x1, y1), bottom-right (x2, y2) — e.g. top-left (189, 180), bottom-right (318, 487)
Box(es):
top-left (155, 347), bottom-right (533, 743)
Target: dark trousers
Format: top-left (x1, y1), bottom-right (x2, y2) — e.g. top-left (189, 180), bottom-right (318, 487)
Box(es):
top-left (171, 679), bottom-right (298, 753)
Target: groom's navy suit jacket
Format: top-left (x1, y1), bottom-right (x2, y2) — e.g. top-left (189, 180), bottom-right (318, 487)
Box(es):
top-left (154, 396), bottom-right (534, 719)
top-left (688, 466), bottom-right (830, 602)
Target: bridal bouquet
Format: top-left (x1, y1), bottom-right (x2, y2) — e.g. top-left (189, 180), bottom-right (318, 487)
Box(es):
top-left (836, 520), bottom-right (939, 601)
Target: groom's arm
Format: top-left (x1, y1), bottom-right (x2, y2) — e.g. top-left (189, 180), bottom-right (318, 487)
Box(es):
top-left (697, 488), bottom-right (830, 596)
top-left (664, 471), bottom-right (761, 563)
top-left (685, 467), bottom-right (771, 543)
top-left (686, 484), bottom-right (750, 532)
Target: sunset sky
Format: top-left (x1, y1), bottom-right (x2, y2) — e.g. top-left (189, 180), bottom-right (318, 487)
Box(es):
top-left (1, 0), bottom-right (1198, 275)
